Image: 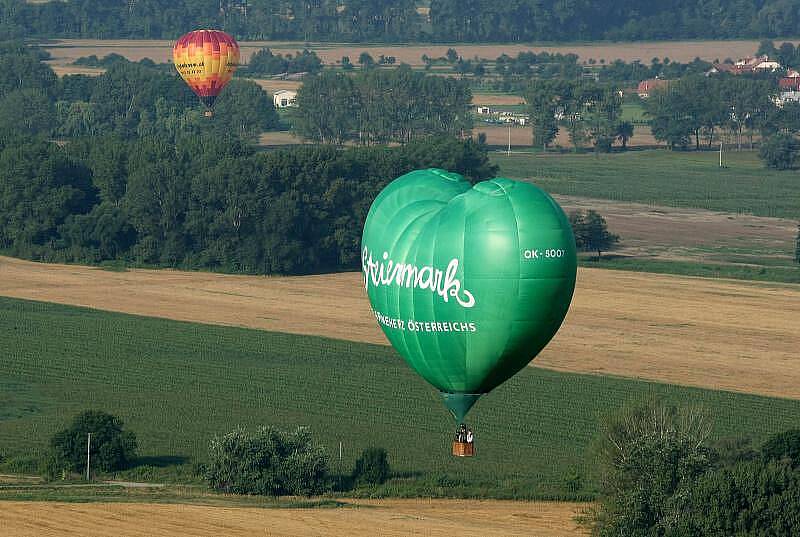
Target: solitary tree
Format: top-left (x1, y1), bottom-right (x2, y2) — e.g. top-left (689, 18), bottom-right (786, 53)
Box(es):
top-left (351, 447), bottom-right (390, 486)
top-left (591, 402), bottom-right (714, 536)
top-left (795, 223), bottom-right (800, 265)
top-left (759, 133), bottom-right (798, 170)
top-left (615, 121), bottom-right (634, 149)
top-left (50, 411), bottom-right (137, 474)
top-left (570, 210), bottom-right (619, 258)
top-left (357, 52), bottom-right (375, 70)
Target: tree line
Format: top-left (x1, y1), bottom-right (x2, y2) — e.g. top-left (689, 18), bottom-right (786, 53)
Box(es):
top-left (524, 75), bottom-right (800, 155)
top-left (293, 66), bottom-right (472, 145)
top-left (525, 80), bottom-right (633, 152)
top-left (39, 409), bottom-right (391, 494)
top-left (592, 402), bottom-right (800, 536)
top-left (0, 133), bottom-right (495, 274)
top-left (2, 0), bottom-right (799, 42)
top-left (0, 44), bottom-right (279, 142)
top-left (0, 42), bottom-right (499, 274)
top-left (429, 0), bottom-right (800, 42)
top-left (644, 75), bottom-right (800, 151)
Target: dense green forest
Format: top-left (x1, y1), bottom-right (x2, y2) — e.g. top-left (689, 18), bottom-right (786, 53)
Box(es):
top-left (1, 0), bottom-right (798, 42)
top-left (294, 66), bottom-right (472, 144)
top-left (0, 42), bottom-right (494, 273)
top-left (0, 133), bottom-right (494, 273)
top-left (0, 41), bottom-right (278, 141)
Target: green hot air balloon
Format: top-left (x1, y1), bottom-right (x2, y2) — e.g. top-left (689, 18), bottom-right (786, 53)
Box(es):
top-left (361, 169), bottom-right (577, 453)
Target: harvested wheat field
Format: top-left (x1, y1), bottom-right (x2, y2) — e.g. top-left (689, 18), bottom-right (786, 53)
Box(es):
top-left (41, 38), bottom-right (800, 68)
top-left (0, 500), bottom-right (588, 537)
top-left (1, 254), bottom-right (798, 399)
top-left (251, 78), bottom-right (303, 92)
top-left (258, 130), bottom-right (306, 146)
top-left (473, 93), bottom-right (526, 106)
top-left (258, 125), bottom-right (659, 149)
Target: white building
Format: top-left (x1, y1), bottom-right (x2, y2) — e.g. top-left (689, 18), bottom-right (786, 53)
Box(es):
top-left (775, 91), bottom-right (800, 107)
top-left (273, 90), bottom-right (297, 108)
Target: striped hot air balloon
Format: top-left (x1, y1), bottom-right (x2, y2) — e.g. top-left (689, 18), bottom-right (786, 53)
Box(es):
top-left (173, 30), bottom-right (240, 116)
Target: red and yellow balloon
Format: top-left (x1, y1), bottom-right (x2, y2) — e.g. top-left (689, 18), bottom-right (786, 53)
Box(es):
top-left (173, 30), bottom-right (240, 114)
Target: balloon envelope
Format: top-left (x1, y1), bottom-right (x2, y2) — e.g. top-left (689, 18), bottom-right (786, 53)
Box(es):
top-left (361, 169), bottom-right (577, 422)
top-left (173, 29), bottom-right (240, 109)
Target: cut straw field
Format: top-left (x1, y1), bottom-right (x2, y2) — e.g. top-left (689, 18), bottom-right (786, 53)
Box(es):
top-left (1, 255), bottom-right (798, 400)
top-left (0, 499), bottom-right (588, 537)
top-left (41, 38), bottom-right (800, 68)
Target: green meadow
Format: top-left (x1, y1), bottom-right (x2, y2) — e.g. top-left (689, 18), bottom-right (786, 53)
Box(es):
top-left (493, 150), bottom-right (800, 219)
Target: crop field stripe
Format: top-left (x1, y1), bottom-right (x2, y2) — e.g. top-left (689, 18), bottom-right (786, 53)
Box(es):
top-left (2, 296), bottom-right (800, 494)
top-left (493, 150), bottom-right (800, 219)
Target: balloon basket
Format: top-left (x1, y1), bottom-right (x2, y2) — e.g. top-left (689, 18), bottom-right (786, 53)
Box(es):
top-left (452, 441), bottom-right (475, 457)
top-left (204, 110), bottom-right (214, 118)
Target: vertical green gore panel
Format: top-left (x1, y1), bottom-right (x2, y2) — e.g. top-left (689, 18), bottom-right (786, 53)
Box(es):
top-left (361, 169), bottom-right (577, 421)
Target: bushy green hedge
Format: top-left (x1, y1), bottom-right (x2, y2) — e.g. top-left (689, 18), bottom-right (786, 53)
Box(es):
top-left (205, 426), bottom-right (329, 496)
top-left (352, 447), bottom-right (390, 486)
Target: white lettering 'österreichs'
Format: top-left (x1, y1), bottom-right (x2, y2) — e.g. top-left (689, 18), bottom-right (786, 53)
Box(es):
top-left (361, 247), bottom-right (476, 308)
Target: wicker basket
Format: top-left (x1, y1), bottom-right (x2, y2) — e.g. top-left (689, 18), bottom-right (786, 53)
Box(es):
top-left (452, 441), bottom-right (475, 457)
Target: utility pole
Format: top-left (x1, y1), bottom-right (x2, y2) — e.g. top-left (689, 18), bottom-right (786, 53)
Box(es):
top-left (339, 441), bottom-right (342, 462)
top-left (719, 140), bottom-right (723, 168)
top-left (86, 433), bottom-right (91, 481)
top-left (507, 124), bottom-right (511, 156)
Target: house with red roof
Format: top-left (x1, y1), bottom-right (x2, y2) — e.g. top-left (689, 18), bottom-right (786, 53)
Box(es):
top-left (637, 78), bottom-right (670, 98)
top-left (708, 56), bottom-right (782, 75)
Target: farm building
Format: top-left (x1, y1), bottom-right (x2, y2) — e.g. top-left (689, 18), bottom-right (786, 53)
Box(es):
top-left (476, 106), bottom-right (492, 115)
top-left (637, 78), bottom-right (670, 98)
top-left (708, 56), bottom-right (782, 75)
top-left (779, 69), bottom-right (800, 91)
top-left (774, 68), bottom-right (800, 105)
top-left (273, 90), bottom-right (297, 108)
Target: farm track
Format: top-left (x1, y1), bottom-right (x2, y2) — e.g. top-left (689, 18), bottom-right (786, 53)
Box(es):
top-left (1, 247), bottom-right (798, 400)
top-left (0, 499), bottom-right (589, 537)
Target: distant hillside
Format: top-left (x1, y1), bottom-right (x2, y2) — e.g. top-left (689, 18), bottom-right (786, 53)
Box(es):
top-left (3, 0), bottom-right (799, 42)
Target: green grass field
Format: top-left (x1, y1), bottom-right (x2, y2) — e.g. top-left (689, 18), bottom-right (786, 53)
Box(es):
top-left (493, 150), bottom-right (800, 219)
top-left (2, 297), bottom-right (800, 498)
top-left (620, 103), bottom-right (647, 123)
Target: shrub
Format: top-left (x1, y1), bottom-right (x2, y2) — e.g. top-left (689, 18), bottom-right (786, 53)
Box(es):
top-left (562, 466), bottom-right (583, 494)
top-left (2, 455), bottom-right (39, 475)
top-left (591, 402), bottom-right (714, 536)
top-left (667, 459), bottom-right (800, 536)
top-left (570, 210), bottom-right (619, 258)
top-left (50, 410), bottom-right (137, 474)
top-left (205, 426), bottom-right (328, 496)
top-left (352, 447), bottom-right (390, 486)
top-left (759, 133), bottom-right (798, 170)
top-left (762, 428), bottom-right (800, 468)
